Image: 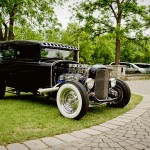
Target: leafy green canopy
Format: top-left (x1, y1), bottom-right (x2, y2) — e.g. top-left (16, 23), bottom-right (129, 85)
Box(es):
top-left (0, 0), bottom-right (67, 41)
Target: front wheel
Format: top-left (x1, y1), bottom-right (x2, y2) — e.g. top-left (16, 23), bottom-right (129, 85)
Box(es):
top-left (56, 81), bottom-right (89, 119)
top-left (108, 79), bottom-right (131, 108)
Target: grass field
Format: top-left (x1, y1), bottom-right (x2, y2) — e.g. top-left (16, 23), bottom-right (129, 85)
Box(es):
top-left (0, 93), bottom-right (142, 145)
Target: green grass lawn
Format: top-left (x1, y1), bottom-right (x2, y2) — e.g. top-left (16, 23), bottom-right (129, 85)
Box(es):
top-left (0, 93), bottom-right (142, 145)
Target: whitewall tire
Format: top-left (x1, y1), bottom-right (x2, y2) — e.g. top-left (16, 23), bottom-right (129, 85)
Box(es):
top-left (57, 81), bottom-right (89, 119)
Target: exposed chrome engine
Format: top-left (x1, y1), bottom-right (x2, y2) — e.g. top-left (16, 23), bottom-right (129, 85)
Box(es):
top-left (57, 73), bottom-right (85, 83)
top-left (68, 64), bottom-right (91, 75)
top-left (57, 64), bottom-right (117, 100)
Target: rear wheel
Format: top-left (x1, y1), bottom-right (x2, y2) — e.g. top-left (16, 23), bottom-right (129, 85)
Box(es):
top-left (57, 81), bottom-right (89, 119)
top-left (108, 79), bottom-right (131, 108)
top-left (0, 81), bottom-right (6, 99)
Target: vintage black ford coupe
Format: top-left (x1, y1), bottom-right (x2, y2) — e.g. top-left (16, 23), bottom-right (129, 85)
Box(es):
top-left (0, 40), bottom-right (131, 119)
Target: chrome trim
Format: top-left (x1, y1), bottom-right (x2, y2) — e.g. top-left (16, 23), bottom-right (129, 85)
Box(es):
top-left (37, 83), bottom-right (60, 95)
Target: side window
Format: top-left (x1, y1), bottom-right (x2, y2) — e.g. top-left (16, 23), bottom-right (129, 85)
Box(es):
top-left (130, 64), bottom-right (134, 68)
top-left (16, 49), bottom-right (32, 59)
top-left (126, 64), bottom-right (130, 68)
top-left (0, 47), bottom-right (14, 58)
top-left (15, 48), bottom-right (39, 61)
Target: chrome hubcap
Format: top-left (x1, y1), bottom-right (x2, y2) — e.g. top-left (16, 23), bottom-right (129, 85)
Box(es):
top-left (60, 89), bottom-right (78, 114)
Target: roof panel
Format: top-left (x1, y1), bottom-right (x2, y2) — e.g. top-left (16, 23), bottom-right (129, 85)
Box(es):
top-left (0, 40), bottom-right (79, 51)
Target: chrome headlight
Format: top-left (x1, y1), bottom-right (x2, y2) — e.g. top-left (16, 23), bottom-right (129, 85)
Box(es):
top-left (109, 78), bottom-right (116, 87)
top-left (86, 78), bottom-right (95, 90)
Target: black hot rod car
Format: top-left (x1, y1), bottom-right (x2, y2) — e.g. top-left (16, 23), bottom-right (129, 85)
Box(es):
top-left (0, 40), bottom-right (131, 119)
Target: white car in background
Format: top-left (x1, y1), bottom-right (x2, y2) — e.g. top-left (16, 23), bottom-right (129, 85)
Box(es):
top-left (110, 62), bottom-right (146, 74)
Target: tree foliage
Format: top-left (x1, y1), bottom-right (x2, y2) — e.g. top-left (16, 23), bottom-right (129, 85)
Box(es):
top-left (92, 35), bottom-right (115, 64)
top-left (0, 0), bottom-right (67, 41)
top-left (14, 25), bottom-right (62, 42)
top-left (14, 22), bottom-right (150, 64)
top-left (60, 22), bottom-right (150, 64)
top-left (60, 23), bottom-right (95, 64)
top-left (121, 38), bottom-right (150, 63)
top-left (14, 26), bottom-right (44, 41)
top-left (72, 0), bottom-right (150, 64)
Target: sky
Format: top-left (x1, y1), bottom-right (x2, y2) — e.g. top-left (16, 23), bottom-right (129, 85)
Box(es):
top-left (54, 0), bottom-right (77, 29)
top-left (54, 0), bottom-right (150, 29)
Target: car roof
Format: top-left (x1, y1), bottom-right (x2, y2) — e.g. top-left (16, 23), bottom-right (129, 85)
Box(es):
top-left (0, 40), bottom-right (79, 51)
top-left (110, 62), bottom-right (132, 65)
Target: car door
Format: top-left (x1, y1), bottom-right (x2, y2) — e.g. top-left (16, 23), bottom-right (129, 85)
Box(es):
top-left (14, 45), bottom-right (51, 92)
top-left (126, 63), bottom-right (138, 73)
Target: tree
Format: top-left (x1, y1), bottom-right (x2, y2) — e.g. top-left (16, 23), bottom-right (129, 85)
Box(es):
top-left (14, 26), bottom-right (44, 41)
top-left (60, 23), bottom-right (95, 64)
top-left (14, 25), bottom-right (62, 42)
top-left (92, 34), bottom-right (115, 64)
top-left (0, 0), bottom-right (66, 41)
top-left (121, 38), bottom-right (150, 63)
top-left (72, 0), bottom-right (149, 64)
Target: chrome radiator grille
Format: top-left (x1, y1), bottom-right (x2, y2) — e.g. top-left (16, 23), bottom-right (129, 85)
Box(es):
top-left (94, 69), bottom-right (109, 99)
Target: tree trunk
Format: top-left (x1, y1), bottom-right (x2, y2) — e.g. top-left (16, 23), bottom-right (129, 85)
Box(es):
top-left (0, 13), bottom-right (8, 41)
top-left (0, 13), bottom-right (4, 41)
top-left (115, 0), bottom-right (122, 65)
top-left (4, 23), bottom-right (8, 40)
top-left (115, 36), bottom-right (121, 65)
top-left (8, 12), bottom-right (15, 40)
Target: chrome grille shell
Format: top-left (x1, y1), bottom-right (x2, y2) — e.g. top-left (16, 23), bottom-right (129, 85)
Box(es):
top-left (94, 69), bottom-right (109, 99)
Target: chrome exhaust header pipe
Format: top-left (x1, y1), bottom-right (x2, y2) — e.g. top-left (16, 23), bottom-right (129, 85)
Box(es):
top-left (37, 84), bottom-right (60, 95)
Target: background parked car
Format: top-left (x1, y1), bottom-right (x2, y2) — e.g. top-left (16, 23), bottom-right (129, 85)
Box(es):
top-left (110, 62), bottom-right (146, 74)
top-left (134, 63), bottom-right (150, 74)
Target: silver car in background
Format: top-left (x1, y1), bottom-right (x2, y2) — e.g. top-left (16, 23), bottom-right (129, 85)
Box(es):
top-left (110, 62), bottom-right (147, 74)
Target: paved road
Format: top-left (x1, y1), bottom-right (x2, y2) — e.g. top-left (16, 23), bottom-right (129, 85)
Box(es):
top-left (0, 80), bottom-right (150, 150)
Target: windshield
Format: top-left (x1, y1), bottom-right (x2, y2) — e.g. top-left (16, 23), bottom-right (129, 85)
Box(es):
top-left (41, 48), bottom-right (74, 60)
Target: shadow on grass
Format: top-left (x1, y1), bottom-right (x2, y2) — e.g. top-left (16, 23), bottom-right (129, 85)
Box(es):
top-left (3, 92), bottom-right (57, 107)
